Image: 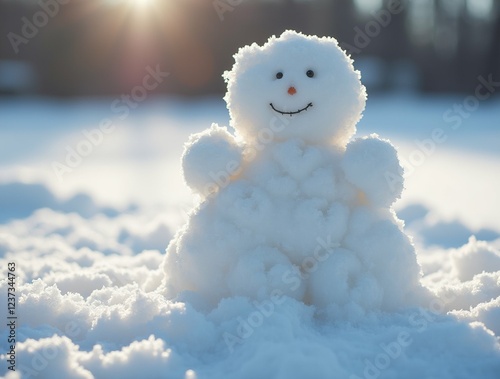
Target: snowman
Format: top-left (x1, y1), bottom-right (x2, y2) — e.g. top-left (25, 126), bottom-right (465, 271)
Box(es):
top-left (163, 31), bottom-right (427, 318)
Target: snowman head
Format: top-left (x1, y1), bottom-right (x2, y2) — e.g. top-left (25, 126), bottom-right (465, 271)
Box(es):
top-left (223, 30), bottom-right (366, 147)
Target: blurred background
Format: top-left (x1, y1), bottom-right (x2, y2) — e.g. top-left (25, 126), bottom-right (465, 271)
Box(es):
top-left (0, 0), bottom-right (499, 250)
top-left (1, 0), bottom-right (499, 96)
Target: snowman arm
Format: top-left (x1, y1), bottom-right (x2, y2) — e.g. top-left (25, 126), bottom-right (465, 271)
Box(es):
top-left (340, 135), bottom-right (404, 207)
top-left (181, 123), bottom-right (243, 197)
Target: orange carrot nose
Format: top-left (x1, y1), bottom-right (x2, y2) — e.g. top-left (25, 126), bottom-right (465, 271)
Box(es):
top-left (288, 86), bottom-right (297, 95)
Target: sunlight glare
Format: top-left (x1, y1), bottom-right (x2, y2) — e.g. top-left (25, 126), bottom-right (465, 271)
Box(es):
top-left (133, 0), bottom-right (154, 8)
top-left (106, 0), bottom-right (156, 9)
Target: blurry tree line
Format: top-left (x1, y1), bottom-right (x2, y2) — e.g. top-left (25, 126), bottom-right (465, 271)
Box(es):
top-left (0, 0), bottom-right (498, 96)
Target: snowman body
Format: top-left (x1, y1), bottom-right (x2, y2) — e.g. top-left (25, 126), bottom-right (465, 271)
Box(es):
top-left (163, 31), bottom-right (425, 316)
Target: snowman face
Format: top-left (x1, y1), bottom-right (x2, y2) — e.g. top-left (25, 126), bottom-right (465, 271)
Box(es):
top-left (268, 68), bottom-right (315, 117)
top-left (224, 31), bottom-right (366, 147)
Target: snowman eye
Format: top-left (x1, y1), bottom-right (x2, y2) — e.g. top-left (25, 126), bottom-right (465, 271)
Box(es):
top-left (276, 72), bottom-right (283, 79)
top-left (306, 70), bottom-right (315, 78)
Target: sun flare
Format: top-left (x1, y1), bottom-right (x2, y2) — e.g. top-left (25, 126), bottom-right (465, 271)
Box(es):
top-left (133, 0), bottom-right (155, 8)
top-left (106, 0), bottom-right (156, 9)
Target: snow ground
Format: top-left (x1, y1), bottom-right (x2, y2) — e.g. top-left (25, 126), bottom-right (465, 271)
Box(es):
top-left (0, 94), bottom-right (499, 378)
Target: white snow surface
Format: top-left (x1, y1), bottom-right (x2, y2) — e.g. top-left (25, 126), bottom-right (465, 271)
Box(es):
top-left (1, 31), bottom-right (500, 379)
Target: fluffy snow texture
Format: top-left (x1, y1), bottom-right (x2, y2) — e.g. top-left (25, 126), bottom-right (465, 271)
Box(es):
top-left (166, 30), bottom-right (422, 316)
top-left (1, 195), bottom-right (500, 379)
top-left (1, 31), bottom-right (500, 379)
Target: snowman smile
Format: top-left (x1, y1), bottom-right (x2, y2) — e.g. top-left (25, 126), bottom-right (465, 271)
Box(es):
top-left (270, 102), bottom-right (313, 116)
